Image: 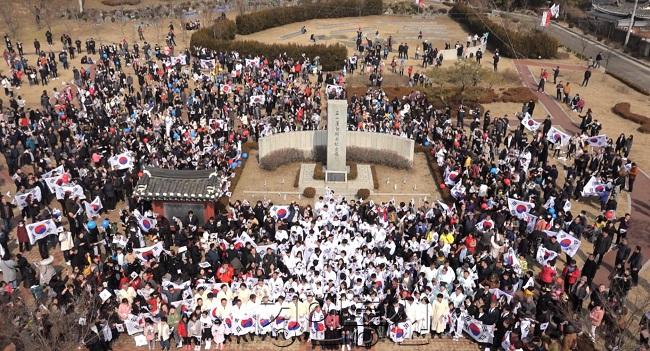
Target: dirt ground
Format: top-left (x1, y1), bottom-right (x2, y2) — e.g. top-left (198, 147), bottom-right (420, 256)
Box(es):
top-left (231, 150), bottom-right (440, 205)
top-left (238, 14), bottom-right (474, 57)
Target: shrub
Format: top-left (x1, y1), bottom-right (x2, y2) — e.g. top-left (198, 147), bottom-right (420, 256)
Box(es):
top-left (314, 162), bottom-right (358, 180)
top-left (259, 149), bottom-right (310, 170)
top-left (449, 4), bottom-right (558, 58)
top-left (259, 146), bottom-right (412, 170)
top-left (303, 187), bottom-right (317, 198)
top-left (348, 163), bottom-right (358, 180)
top-left (357, 188), bottom-right (371, 200)
top-left (210, 18), bottom-right (237, 41)
top-left (499, 87), bottom-right (538, 103)
top-left (101, 0), bottom-right (141, 5)
top-left (236, 0), bottom-right (383, 34)
top-left (314, 163), bottom-right (325, 179)
top-left (347, 147), bottom-right (412, 169)
top-left (189, 35), bottom-right (348, 71)
top-left (612, 102), bottom-right (650, 133)
top-left (371, 165), bottom-right (379, 190)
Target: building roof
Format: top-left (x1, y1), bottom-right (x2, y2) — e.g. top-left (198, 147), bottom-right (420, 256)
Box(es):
top-left (593, 0), bottom-right (650, 20)
top-left (134, 167), bottom-right (223, 202)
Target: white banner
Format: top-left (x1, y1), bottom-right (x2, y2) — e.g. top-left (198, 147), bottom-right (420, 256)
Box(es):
top-left (14, 187), bottom-right (42, 209)
top-left (200, 59), bottom-right (216, 70)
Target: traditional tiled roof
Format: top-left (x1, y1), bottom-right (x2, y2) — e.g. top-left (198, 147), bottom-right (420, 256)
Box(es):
top-left (593, 0), bottom-right (650, 20)
top-left (134, 167), bottom-right (222, 201)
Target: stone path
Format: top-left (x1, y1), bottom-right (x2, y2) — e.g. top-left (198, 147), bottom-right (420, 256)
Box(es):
top-left (514, 59), bottom-right (650, 284)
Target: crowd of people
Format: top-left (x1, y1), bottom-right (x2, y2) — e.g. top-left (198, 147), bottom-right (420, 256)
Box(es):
top-left (0, 22), bottom-right (646, 351)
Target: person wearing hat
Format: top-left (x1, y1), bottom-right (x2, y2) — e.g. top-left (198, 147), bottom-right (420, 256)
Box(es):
top-left (561, 324), bottom-right (577, 351)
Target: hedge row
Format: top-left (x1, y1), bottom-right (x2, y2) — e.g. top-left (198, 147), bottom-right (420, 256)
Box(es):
top-left (449, 4), bottom-right (558, 59)
top-left (612, 103), bottom-right (650, 134)
top-left (210, 18), bottom-right (237, 41)
top-left (190, 33), bottom-right (347, 71)
top-left (259, 146), bottom-right (412, 170)
top-left (235, 0), bottom-right (383, 35)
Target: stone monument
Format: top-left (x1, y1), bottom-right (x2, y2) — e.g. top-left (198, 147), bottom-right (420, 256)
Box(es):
top-left (325, 100), bottom-right (348, 182)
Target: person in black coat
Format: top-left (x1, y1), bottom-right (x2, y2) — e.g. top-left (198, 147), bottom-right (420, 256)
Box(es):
top-left (386, 299), bottom-right (406, 325)
top-left (183, 210), bottom-right (199, 227)
top-left (581, 253), bottom-right (599, 285)
top-left (615, 239), bottom-right (632, 268)
top-left (628, 245), bottom-right (644, 286)
top-left (481, 297), bottom-right (500, 326)
top-left (594, 231), bottom-right (613, 266)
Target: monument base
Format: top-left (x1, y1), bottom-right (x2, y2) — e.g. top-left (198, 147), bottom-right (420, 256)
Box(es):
top-left (324, 167), bottom-right (348, 183)
top-left (299, 163), bottom-right (375, 197)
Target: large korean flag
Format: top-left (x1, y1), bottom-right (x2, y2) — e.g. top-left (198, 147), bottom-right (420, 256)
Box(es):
top-left (507, 198), bottom-right (534, 219)
top-left (269, 205), bottom-right (291, 220)
top-left (27, 219), bottom-right (59, 245)
top-left (556, 230), bottom-right (581, 257)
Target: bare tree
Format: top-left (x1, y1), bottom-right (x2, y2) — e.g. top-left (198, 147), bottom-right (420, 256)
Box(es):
top-left (0, 291), bottom-right (116, 351)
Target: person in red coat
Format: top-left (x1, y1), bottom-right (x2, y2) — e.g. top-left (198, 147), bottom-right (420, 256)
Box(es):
top-left (216, 263), bottom-right (234, 283)
top-left (177, 315), bottom-right (189, 347)
top-left (15, 220), bottom-right (30, 252)
top-left (562, 259), bottom-right (581, 292)
top-left (539, 259), bottom-right (557, 286)
top-left (465, 234), bottom-right (477, 255)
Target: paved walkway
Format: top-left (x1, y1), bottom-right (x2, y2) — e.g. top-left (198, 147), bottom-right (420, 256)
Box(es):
top-left (514, 60), bottom-right (650, 284)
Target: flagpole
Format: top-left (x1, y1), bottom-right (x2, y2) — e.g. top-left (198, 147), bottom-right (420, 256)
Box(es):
top-left (624, 0), bottom-right (639, 47)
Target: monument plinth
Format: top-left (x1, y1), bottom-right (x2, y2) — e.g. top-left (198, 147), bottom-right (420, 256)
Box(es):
top-left (325, 99), bottom-right (348, 182)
